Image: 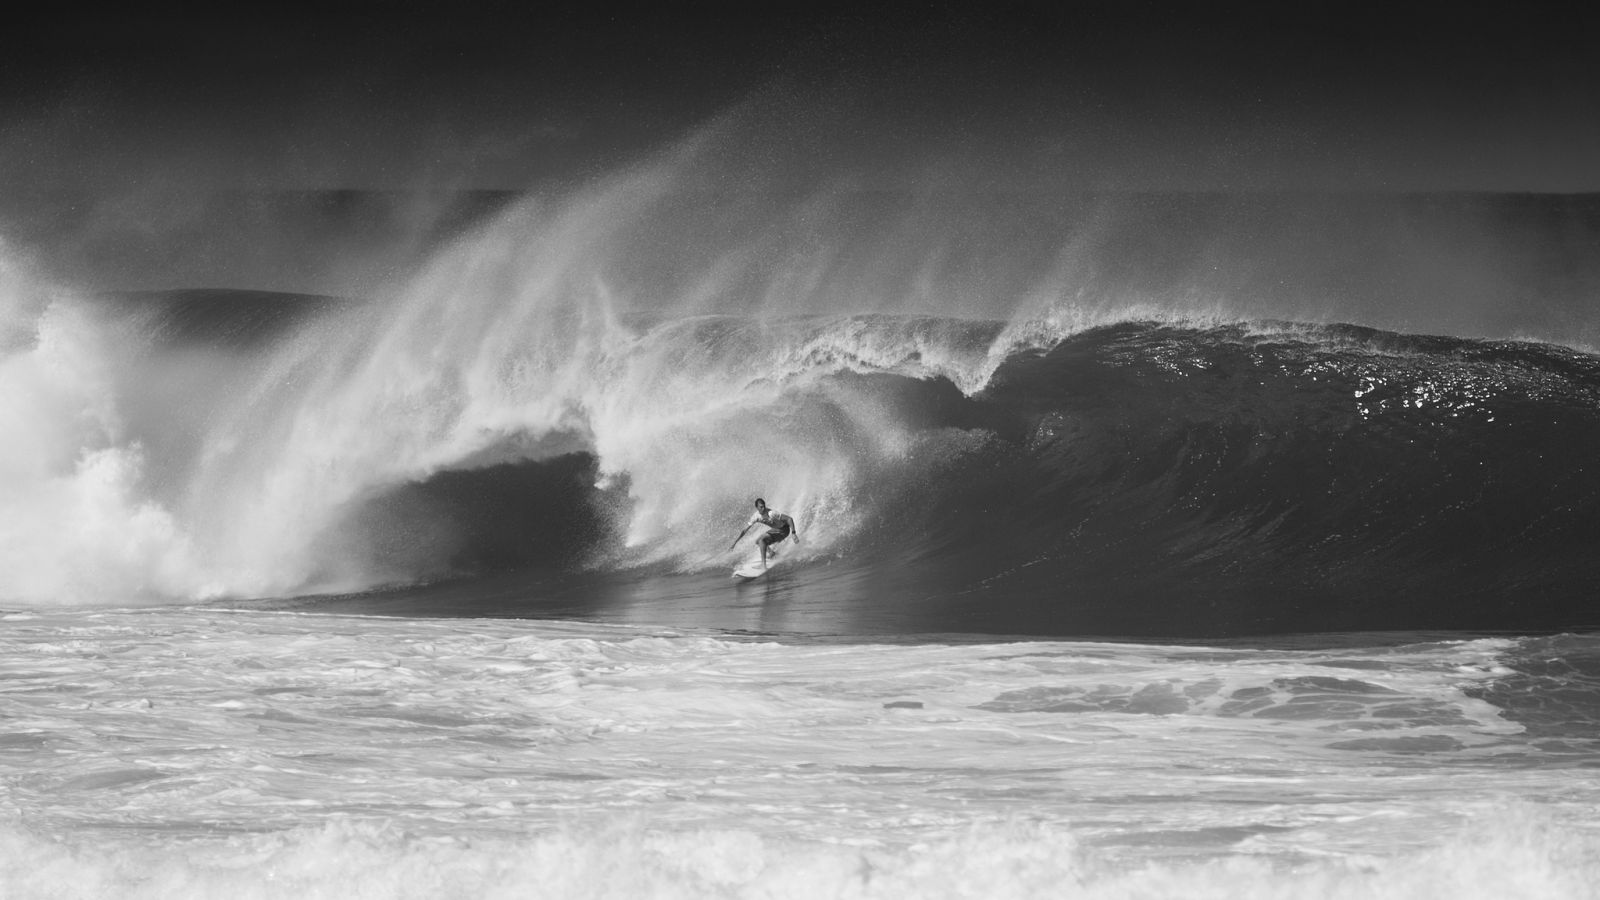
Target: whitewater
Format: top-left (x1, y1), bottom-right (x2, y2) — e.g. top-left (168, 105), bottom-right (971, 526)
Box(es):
top-left (5, 610), bottom-right (1599, 899)
top-left (4, 125), bottom-right (1600, 897)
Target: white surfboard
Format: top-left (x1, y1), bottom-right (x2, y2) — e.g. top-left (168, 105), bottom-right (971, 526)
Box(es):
top-left (732, 557), bottom-right (777, 579)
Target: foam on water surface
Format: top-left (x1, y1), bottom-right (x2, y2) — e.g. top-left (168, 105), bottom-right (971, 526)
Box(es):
top-left (3, 608), bottom-right (1598, 897)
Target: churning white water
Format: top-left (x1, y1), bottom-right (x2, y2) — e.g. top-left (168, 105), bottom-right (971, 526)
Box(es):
top-left (2, 607), bottom-right (1597, 899)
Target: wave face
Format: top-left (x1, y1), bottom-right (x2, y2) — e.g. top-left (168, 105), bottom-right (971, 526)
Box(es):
top-left (858, 321), bottom-right (1600, 635)
top-left (322, 319), bottom-right (1600, 637)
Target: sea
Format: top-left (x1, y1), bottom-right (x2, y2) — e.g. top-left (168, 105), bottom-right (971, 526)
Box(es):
top-left (3, 134), bottom-right (1600, 897)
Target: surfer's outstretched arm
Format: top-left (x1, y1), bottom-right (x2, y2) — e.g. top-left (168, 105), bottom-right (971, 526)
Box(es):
top-left (729, 525), bottom-right (752, 550)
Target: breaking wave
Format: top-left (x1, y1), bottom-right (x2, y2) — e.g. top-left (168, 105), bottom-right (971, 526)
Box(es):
top-left (3, 138), bottom-right (1599, 637)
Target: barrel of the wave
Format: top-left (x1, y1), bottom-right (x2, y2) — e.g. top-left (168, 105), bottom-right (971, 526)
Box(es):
top-left (729, 498), bottom-right (800, 579)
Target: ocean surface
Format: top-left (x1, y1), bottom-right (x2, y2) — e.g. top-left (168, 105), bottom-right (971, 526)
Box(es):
top-left (3, 143), bottom-right (1600, 896)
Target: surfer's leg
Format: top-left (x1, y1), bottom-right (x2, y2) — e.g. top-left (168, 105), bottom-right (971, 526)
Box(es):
top-left (760, 529), bottom-right (786, 566)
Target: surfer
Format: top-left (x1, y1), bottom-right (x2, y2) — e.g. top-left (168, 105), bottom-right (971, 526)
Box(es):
top-left (730, 498), bottom-right (799, 568)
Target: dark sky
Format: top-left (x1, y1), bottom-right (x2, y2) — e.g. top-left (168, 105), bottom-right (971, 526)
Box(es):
top-left (3, 4), bottom-right (1598, 191)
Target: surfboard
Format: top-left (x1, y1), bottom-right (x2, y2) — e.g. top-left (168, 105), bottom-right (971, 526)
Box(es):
top-left (732, 557), bottom-right (777, 579)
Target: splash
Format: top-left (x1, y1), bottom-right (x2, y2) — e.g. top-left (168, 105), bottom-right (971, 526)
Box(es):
top-left (0, 252), bottom-right (216, 603)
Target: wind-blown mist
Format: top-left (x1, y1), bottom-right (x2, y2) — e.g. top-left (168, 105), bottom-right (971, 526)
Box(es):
top-left (2, 122), bottom-right (1599, 625)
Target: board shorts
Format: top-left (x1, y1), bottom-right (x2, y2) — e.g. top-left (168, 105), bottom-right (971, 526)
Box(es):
top-left (759, 526), bottom-right (790, 545)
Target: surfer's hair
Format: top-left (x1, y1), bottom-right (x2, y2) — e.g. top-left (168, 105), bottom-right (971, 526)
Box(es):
top-left (754, 498), bottom-right (765, 506)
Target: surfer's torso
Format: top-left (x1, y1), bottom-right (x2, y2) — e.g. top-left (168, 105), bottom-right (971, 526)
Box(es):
top-left (749, 509), bottom-right (793, 537)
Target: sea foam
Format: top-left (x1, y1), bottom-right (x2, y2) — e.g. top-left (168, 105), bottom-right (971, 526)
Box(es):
top-left (3, 811), bottom-right (1595, 900)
